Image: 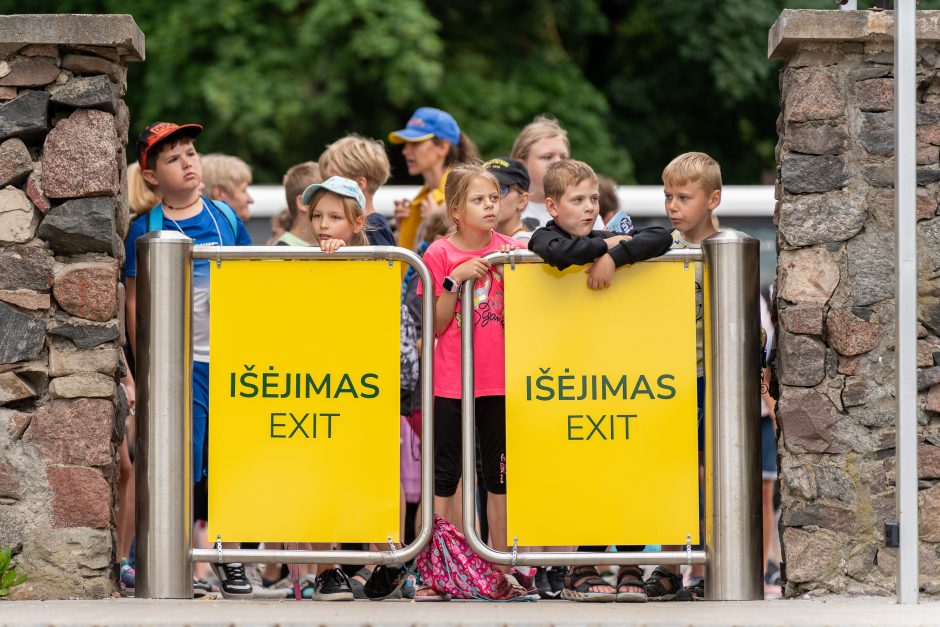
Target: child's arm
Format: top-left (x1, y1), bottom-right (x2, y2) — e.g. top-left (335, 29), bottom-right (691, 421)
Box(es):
top-left (433, 258), bottom-right (490, 336)
top-left (528, 227), bottom-right (628, 269)
top-left (125, 278), bottom-right (137, 360)
top-left (318, 238), bottom-right (345, 253)
top-left (605, 226), bottom-right (673, 267)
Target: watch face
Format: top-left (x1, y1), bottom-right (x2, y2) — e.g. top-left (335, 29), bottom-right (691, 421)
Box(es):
top-left (443, 277), bottom-right (457, 292)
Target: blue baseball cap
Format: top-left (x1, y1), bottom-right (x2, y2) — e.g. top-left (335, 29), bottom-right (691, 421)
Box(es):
top-left (389, 107), bottom-right (461, 145)
top-left (301, 176), bottom-right (366, 211)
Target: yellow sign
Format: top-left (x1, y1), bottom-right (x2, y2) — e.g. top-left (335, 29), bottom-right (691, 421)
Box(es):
top-left (208, 260), bottom-right (401, 543)
top-left (505, 262), bottom-right (699, 546)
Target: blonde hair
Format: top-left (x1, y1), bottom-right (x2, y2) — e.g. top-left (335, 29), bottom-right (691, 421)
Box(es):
top-left (201, 153), bottom-right (252, 196)
top-left (319, 135), bottom-right (391, 196)
top-left (511, 115), bottom-right (570, 162)
top-left (543, 159), bottom-right (597, 202)
top-left (307, 188), bottom-right (368, 246)
top-left (282, 161), bottom-right (321, 220)
top-left (662, 152), bottom-right (722, 193)
top-left (421, 210), bottom-right (451, 243)
top-left (127, 161), bottom-right (161, 215)
top-left (443, 163), bottom-right (499, 230)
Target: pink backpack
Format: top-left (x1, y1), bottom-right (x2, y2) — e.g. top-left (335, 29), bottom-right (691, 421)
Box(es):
top-left (416, 514), bottom-right (528, 601)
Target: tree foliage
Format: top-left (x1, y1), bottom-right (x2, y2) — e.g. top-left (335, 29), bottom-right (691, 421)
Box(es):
top-left (2, 1), bottom-right (913, 184)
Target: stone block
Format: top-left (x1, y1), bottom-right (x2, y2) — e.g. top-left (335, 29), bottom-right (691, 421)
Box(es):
top-left (859, 111), bottom-right (894, 155)
top-left (918, 167), bottom-right (940, 184)
top-left (857, 77), bottom-right (893, 111)
top-left (41, 108), bottom-right (119, 199)
top-left (0, 89), bottom-right (48, 141)
top-left (779, 191), bottom-right (866, 247)
top-left (23, 398), bottom-right (113, 466)
top-left (15, 528), bottom-right (112, 599)
top-left (779, 304), bottom-right (824, 335)
top-left (784, 121), bottom-right (847, 155)
top-left (46, 319), bottom-right (118, 349)
top-left (777, 332), bottom-right (826, 387)
top-left (48, 373), bottom-right (114, 399)
top-left (781, 154), bottom-right (848, 194)
top-left (47, 466), bottom-right (110, 528)
top-left (782, 527), bottom-right (842, 583)
top-left (0, 245), bottom-right (53, 292)
top-left (0, 137), bottom-right (32, 186)
top-left (842, 378), bottom-right (884, 407)
top-left (52, 262), bottom-right (118, 322)
top-left (920, 444), bottom-right (940, 479)
top-left (780, 391), bottom-right (844, 454)
top-left (49, 75), bottom-right (118, 114)
top-left (19, 44), bottom-right (58, 59)
top-left (0, 301), bottom-right (45, 364)
top-left (60, 54), bottom-right (121, 83)
top-left (0, 371), bottom-right (34, 405)
top-left (847, 229), bottom-right (895, 306)
top-left (918, 186), bottom-right (939, 221)
top-left (0, 186), bottom-right (38, 245)
top-left (919, 218), bottom-right (940, 291)
top-left (814, 465), bottom-right (856, 504)
top-left (861, 159), bottom-right (896, 187)
top-left (36, 197), bottom-right (115, 256)
top-left (827, 308), bottom-right (883, 356)
top-left (48, 341), bottom-right (118, 377)
top-left (0, 57), bottom-right (59, 87)
top-left (927, 385), bottom-right (940, 413)
top-left (920, 482), bottom-right (940, 542)
top-left (0, 459), bottom-right (21, 500)
top-left (918, 143), bottom-right (940, 167)
top-left (24, 166), bottom-right (49, 214)
top-left (0, 289), bottom-right (49, 311)
top-left (922, 298), bottom-right (940, 337)
top-left (785, 69), bottom-right (844, 122)
top-left (778, 246), bottom-right (840, 305)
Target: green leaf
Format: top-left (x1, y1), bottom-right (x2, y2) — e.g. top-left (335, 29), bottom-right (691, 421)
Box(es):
top-left (2, 570), bottom-right (14, 588)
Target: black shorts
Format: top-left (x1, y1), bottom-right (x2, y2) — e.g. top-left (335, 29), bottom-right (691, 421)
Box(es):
top-left (434, 396), bottom-right (506, 497)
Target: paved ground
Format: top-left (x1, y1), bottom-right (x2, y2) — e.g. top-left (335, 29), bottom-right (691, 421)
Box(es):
top-left (1, 597), bottom-right (939, 627)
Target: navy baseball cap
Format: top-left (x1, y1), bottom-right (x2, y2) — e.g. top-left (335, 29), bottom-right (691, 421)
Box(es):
top-left (484, 157), bottom-right (530, 191)
top-left (389, 107), bottom-right (461, 145)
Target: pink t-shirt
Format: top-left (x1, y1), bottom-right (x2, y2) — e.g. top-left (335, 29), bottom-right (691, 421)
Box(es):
top-left (418, 232), bottom-right (522, 398)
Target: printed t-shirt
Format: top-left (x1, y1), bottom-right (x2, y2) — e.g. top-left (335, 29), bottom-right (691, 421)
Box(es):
top-left (418, 232), bottom-right (523, 398)
top-left (124, 199), bottom-right (252, 363)
top-left (670, 229), bottom-right (704, 376)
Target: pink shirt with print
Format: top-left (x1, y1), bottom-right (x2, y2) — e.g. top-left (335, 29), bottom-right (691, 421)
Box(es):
top-left (418, 232), bottom-right (523, 399)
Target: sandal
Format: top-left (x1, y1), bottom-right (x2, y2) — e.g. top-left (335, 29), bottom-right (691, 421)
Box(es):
top-left (348, 566), bottom-right (370, 600)
top-left (644, 567), bottom-right (683, 601)
top-left (414, 585), bottom-right (451, 602)
top-left (616, 566), bottom-right (648, 603)
top-left (676, 576), bottom-right (705, 602)
top-left (560, 566), bottom-right (616, 603)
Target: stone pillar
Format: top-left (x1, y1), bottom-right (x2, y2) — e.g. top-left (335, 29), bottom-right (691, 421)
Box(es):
top-left (0, 15), bottom-right (143, 599)
top-left (770, 10), bottom-right (940, 597)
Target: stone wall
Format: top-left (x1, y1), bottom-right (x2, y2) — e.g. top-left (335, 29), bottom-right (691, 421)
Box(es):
top-left (0, 15), bottom-right (143, 599)
top-left (770, 10), bottom-right (940, 597)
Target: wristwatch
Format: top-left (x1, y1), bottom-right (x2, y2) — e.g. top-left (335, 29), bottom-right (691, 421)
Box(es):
top-left (442, 276), bottom-right (460, 293)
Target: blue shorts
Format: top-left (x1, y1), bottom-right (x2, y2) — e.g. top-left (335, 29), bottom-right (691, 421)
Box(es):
top-left (761, 415), bottom-right (777, 480)
top-left (193, 361), bottom-right (209, 481)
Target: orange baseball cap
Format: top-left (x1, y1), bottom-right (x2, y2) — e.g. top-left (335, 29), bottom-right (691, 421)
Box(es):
top-left (136, 121), bottom-right (203, 170)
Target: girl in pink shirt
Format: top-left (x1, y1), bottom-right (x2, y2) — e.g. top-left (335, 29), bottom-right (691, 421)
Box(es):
top-left (417, 164), bottom-right (522, 582)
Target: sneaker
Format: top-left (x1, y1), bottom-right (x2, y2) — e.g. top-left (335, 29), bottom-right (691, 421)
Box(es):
top-left (534, 567), bottom-right (552, 599)
top-left (120, 558), bottom-right (135, 589)
top-left (364, 564), bottom-right (407, 600)
top-left (245, 563), bottom-right (291, 599)
top-left (547, 566), bottom-right (566, 598)
top-left (193, 578), bottom-right (213, 599)
top-left (314, 567), bottom-right (354, 601)
top-left (402, 573), bottom-right (417, 599)
top-left (210, 562), bottom-right (254, 598)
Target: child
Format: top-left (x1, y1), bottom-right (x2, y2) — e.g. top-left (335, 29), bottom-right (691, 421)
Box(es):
top-left (318, 134), bottom-right (396, 246)
top-left (123, 121), bottom-right (253, 598)
top-left (644, 151), bottom-right (722, 602)
top-left (483, 157), bottom-right (531, 241)
top-left (302, 176), bottom-right (368, 251)
top-left (277, 161), bottom-right (321, 246)
top-left (414, 163), bottom-right (522, 599)
top-left (201, 153), bottom-right (254, 222)
top-left (528, 159), bottom-right (671, 291)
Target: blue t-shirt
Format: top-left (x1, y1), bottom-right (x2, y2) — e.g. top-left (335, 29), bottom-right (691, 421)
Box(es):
top-left (366, 213), bottom-right (395, 246)
top-left (124, 198), bottom-right (252, 362)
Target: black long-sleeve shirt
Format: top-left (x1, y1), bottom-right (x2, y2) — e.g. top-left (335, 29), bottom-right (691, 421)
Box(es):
top-left (528, 220), bottom-right (673, 270)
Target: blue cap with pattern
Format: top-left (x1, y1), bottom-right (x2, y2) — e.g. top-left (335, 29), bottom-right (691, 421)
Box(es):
top-left (388, 107), bottom-right (461, 145)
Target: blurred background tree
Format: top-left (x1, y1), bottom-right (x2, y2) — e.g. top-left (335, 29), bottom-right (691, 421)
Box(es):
top-left (6, 0), bottom-right (919, 184)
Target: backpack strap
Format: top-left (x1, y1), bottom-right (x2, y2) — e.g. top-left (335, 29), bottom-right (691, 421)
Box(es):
top-left (147, 205), bottom-right (163, 232)
top-left (208, 199), bottom-right (239, 238)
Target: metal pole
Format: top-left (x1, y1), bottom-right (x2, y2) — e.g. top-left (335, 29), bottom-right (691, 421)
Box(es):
top-left (703, 230), bottom-right (762, 601)
top-left (135, 231), bottom-right (193, 599)
top-left (895, 0), bottom-right (919, 605)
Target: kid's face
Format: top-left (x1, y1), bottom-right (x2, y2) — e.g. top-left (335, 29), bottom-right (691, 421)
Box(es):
top-left (523, 135), bottom-right (569, 197)
top-left (547, 178), bottom-right (599, 237)
top-left (496, 185), bottom-right (527, 230)
top-left (456, 177), bottom-right (500, 233)
top-left (310, 194), bottom-right (364, 244)
top-left (664, 181), bottom-right (720, 235)
top-left (402, 139), bottom-right (449, 176)
top-left (143, 141), bottom-right (201, 195)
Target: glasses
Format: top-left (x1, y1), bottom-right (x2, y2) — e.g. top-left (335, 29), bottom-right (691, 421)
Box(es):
top-left (499, 185), bottom-right (513, 198)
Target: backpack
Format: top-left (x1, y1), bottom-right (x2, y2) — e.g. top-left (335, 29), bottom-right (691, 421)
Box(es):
top-left (147, 197), bottom-right (239, 238)
top-left (416, 514), bottom-right (528, 601)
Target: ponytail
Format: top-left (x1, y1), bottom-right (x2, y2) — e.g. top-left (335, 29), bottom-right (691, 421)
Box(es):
top-left (437, 132), bottom-right (479, 167)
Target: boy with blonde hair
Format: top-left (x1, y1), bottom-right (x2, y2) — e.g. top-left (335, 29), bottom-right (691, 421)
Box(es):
top-left (201, 153), bottom-right (254, 222)
top-left (642, 151), bottom-right (721, 602)
top-left (319, 134), bottom-right (395, 245)
top-left (277, 161), bottom-right (321, 246)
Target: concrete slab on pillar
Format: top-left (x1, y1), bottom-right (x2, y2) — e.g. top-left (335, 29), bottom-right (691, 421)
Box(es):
top-left (0, 14), bottom-right (144, 61)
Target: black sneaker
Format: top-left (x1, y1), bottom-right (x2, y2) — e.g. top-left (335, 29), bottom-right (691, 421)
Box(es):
top-left (364, 564), bottom-right (407, 600)
top-left (547, 566), bottom-right (566, 598)
top-left (314, 567), bottom-right (354, 601)
top-left (210, 562), bottom-right (253, 598)
top-left (534, 567), bottom-right (553, 599)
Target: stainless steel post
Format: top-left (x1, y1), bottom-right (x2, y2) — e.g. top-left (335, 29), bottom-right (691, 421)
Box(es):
top-left (135, 232), bottom-right (193, 599)
top-left (895, 0), bottom-right (919, 605)
top-left (702, 230), bottom-right (762, 601)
